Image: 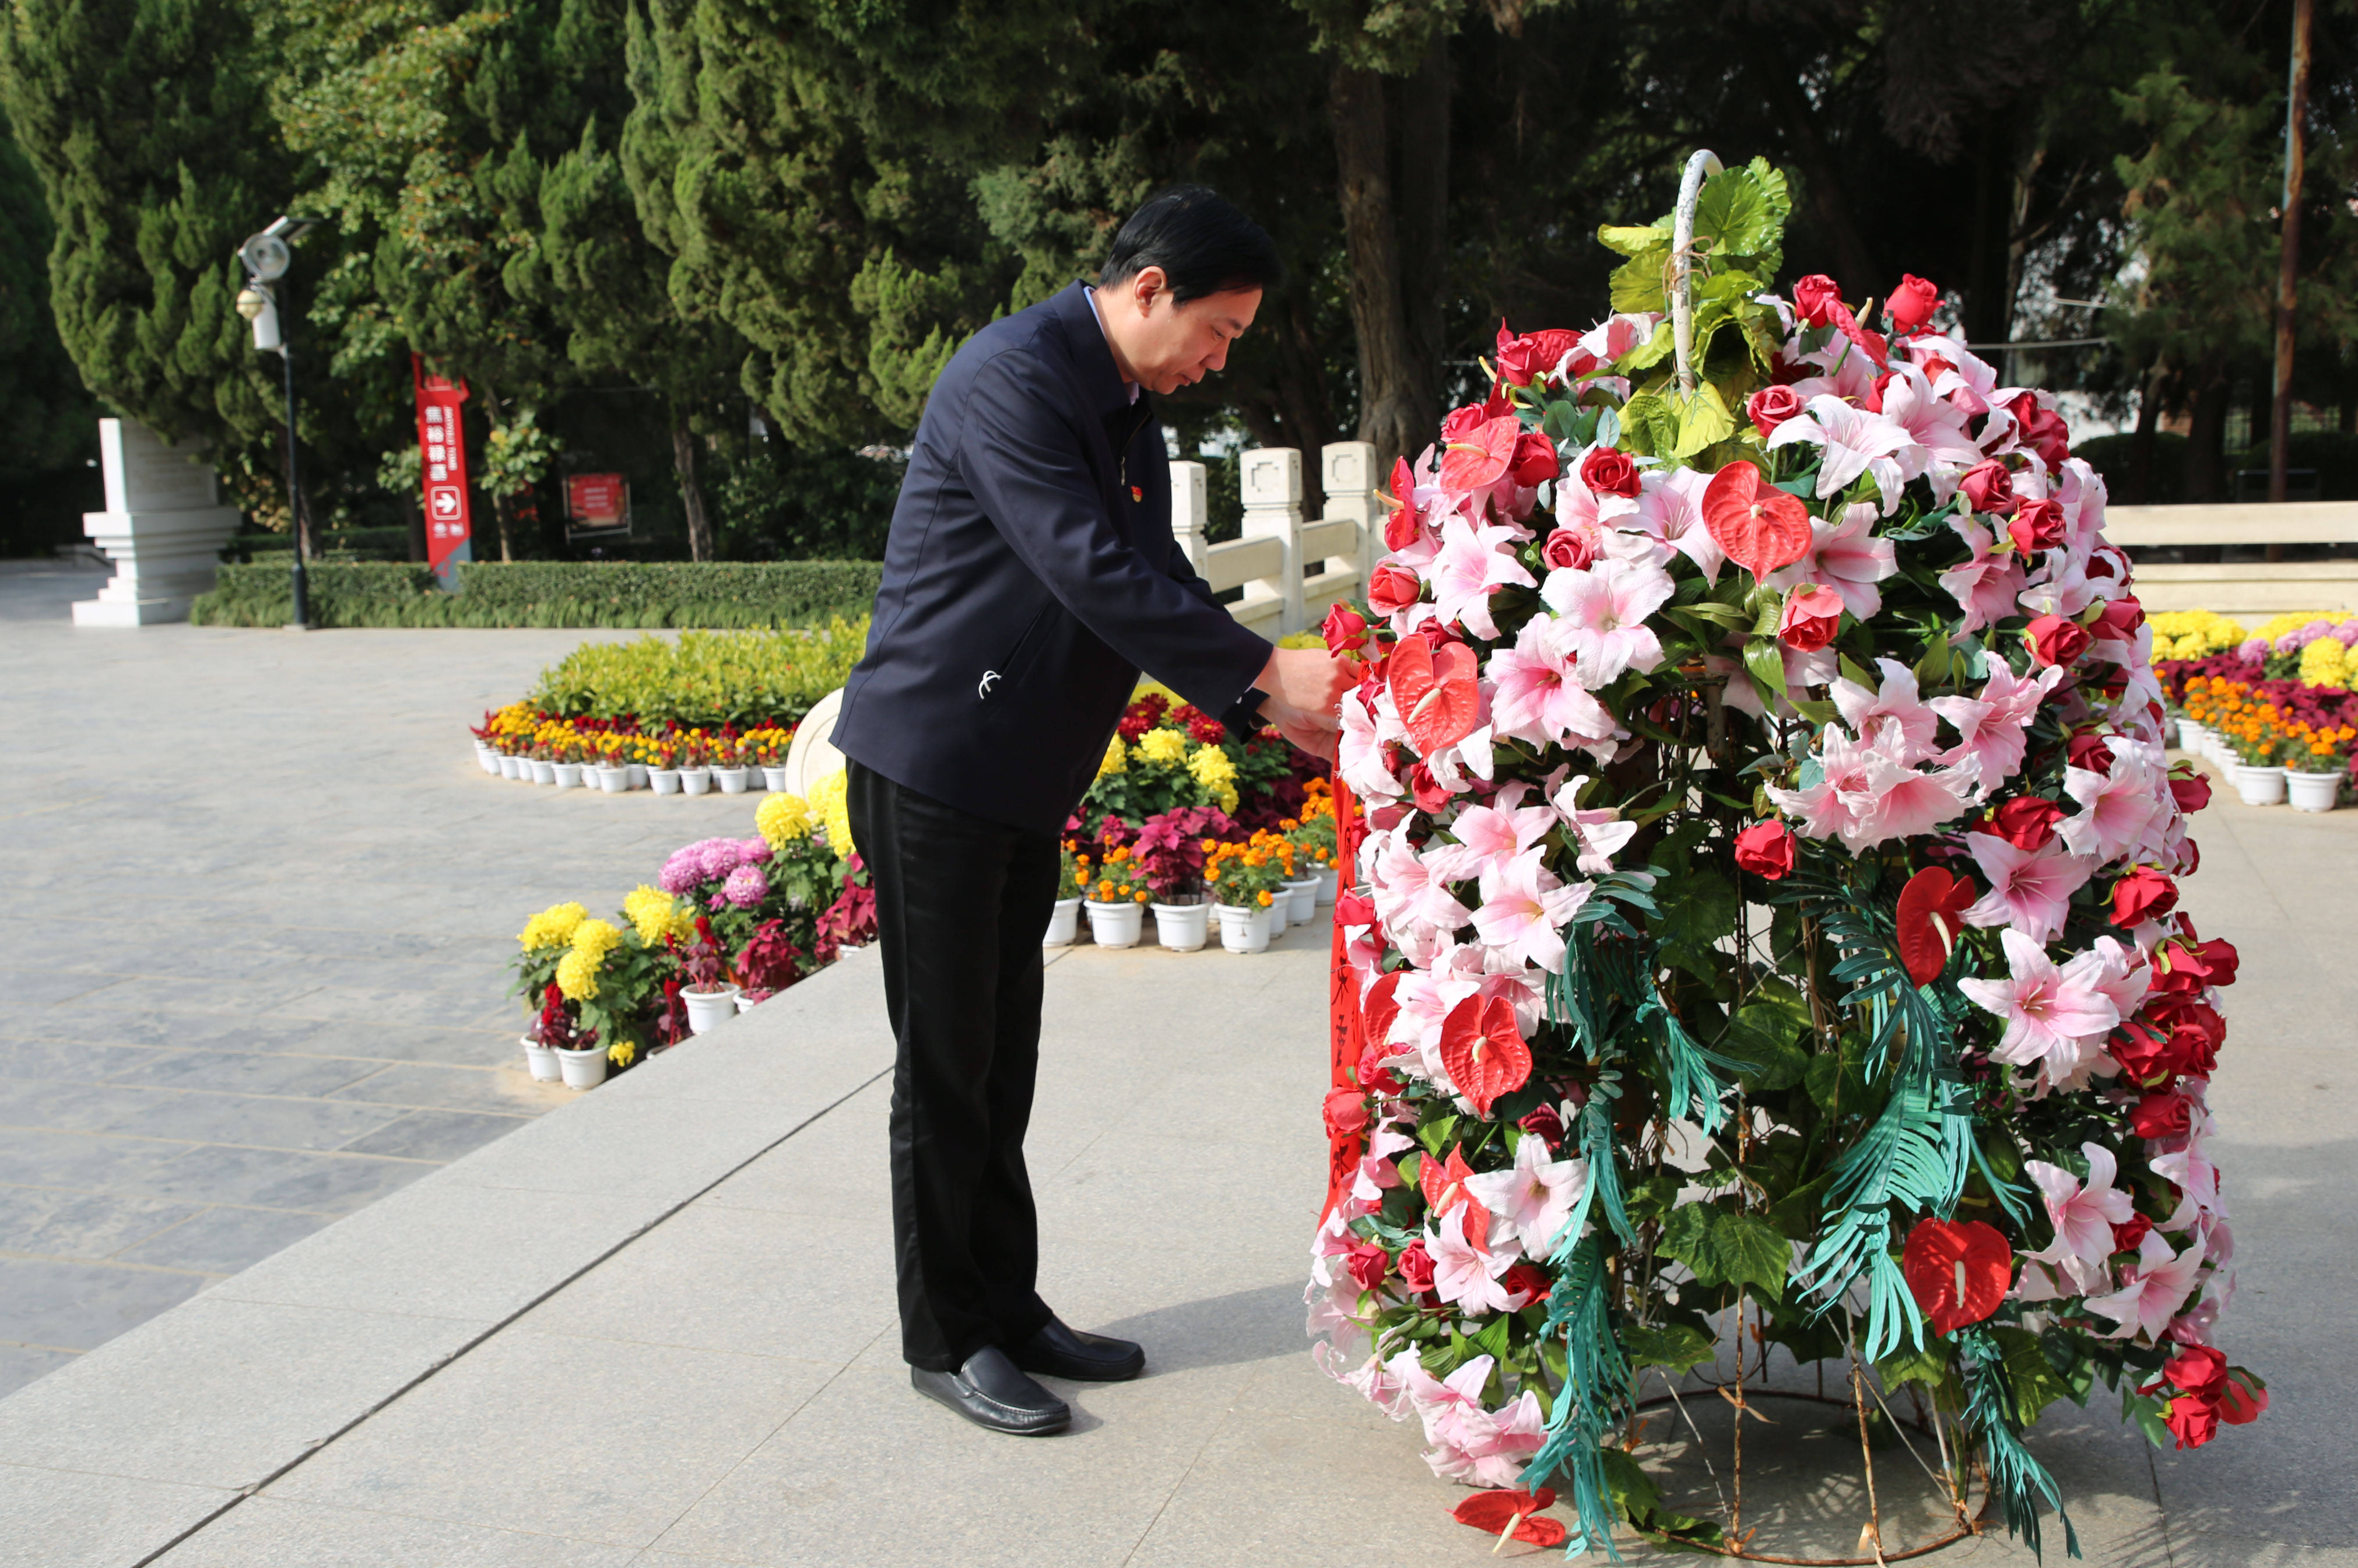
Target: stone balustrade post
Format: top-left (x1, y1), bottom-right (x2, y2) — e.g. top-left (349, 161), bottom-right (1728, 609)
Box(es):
top-left (1239, 446), bottom-right (1304, 635)
top-left (73, 419), bottom-right (243, 627)
top-left (1319, 440), bottom-right (1381, 581)
top-left (1170, 459), bottom-right (1208, 574)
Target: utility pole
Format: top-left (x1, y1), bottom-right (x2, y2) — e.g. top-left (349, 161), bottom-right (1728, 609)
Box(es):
top-left (2268, 0), bottom-right (2315, 562)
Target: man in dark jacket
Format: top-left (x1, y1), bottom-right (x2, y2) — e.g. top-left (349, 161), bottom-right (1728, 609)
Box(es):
top-left (833, 187), bottom-right (1349, 1436)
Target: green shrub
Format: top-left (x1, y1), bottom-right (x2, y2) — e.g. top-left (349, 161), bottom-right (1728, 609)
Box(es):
top-left (2076, 431), bottom-right (2188, 506)
top-left (528, 623), bottom-right (870, 729)
top-left (190, 559), bottom-right (884, 630)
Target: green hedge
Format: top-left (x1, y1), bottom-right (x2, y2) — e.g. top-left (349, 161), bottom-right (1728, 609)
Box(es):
top-left (190, 560), bottom-right (884, 629)
top-left (527, 623), bottom-right (870, 729)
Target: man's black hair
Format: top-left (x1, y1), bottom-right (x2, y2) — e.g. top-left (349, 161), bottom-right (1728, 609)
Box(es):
top-left (1098, 185), bottom-right (1284, 304)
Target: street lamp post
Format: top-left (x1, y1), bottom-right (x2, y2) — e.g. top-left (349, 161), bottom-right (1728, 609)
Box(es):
top-left (232, 217), bottom-right (321, 628)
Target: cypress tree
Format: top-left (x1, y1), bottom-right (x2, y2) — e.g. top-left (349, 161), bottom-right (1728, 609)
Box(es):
top-left (1, 103), bottom-right (97, 544)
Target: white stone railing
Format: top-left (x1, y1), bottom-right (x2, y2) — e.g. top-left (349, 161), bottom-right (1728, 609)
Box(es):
top-left (1172, 441), bottom-right (1379, 638)
top-left (2106, 501), bottom-right (2358, 618)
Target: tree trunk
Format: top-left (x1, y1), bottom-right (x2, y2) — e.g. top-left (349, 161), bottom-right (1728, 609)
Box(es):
top-left (1999, 143), bottom-right (2047, 384)
top-left (2126, 357), bottom-right (2167, 506)
top-left (1395, 32), bottom-right (1450, 391)
top-left (1963, 117), bottom-right (2014, 351)
top-left (1329, 60), bottom-right (1428, 478)
top-left (402, 488), bottom-right (426, 563)
top-left (2185, 362), bottom-right (2231, 505)
top-left (672, 406), bottom-right (715, 562)
top-left (480, 380), bottom-right (516, 562)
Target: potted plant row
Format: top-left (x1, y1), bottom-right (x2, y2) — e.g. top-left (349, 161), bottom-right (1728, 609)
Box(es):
top-left (473, 713), bottom-right (796, 798)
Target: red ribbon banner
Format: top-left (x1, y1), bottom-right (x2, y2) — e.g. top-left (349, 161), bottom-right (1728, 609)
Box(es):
top-left (413, 354), bottom-right (474, 584)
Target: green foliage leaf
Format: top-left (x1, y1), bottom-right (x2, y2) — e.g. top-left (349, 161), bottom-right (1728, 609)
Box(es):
top-left (1722, 999), bottom-right (1811, 1091)
top-left (1618, 388), bottom-right (1681, 456)
top-left (1621, 1319), bottom-right (1718, 1374)
top-left (1989, 1326), bottom-right (2080, 1426)
top-left (1877, 1343), bottom-right (1952, 1394)
top-left (1671, 382), bottom-right (1735, 459)
top-left (1707, 1211), bottom-right (1791, 1299)
top-left (1647, 864), bottom-right (1740, 982)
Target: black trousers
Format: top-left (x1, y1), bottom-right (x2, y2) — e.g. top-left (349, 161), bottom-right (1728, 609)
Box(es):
top-left (847, 759), bottom-right (1063, 1371)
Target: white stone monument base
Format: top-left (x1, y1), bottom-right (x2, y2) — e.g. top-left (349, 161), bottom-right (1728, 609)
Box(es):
top-left (70, 420), bottom-right (244, 627)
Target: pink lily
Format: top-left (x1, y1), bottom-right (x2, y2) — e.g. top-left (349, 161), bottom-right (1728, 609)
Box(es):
top-left (2058, 739), bottom-right (2169, 862)
top-left (2085, 1231), bottom-right (2207, 1341)
top-left (1832, 656), bottom-right (1940, 764)
top-left (1931, 660), bottom-right (2059, 796)
top-left (1632, 466), bottom-right (1726, 581)
top-left (2023, 1141), bottom-right (2135, 1294)
top-left (1765, 392), bottom-right (1925, 511)
top-left (1485, 618), bottom-right (1620, 752)
top-left (1426, 1222), bottom-right (1520, 1314)
top-left (1960, 831), bottom-right (2094, 945)
top-left (1935, 517), bottom-right (2029, 634)
top-left (1465, 1131), bottom-right (1589, 1257)
top-left (1539, 554), bottom-right (1673, 685)
top-left (1428, 513), bottom-right (1535, 640)
top-left (1471, 847), bottom-right (1593, 973)
top-left (1958, 929), bottom-right (2119, 1087)
top-left (1548, 773), bottom-right (1641, 873)
top-left (1768, 503), bottom-right (1898, 620)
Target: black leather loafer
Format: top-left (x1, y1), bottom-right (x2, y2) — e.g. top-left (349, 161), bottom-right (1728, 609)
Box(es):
top-left (910, 1346), bottom-right (1071, 1436)
top-left (1011, 1317), bottom-right (1146, 1382)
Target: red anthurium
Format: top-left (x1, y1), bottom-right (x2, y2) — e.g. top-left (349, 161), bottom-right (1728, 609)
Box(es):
top-left (1361, 969), bottom-right (1405, 1057)
top-left (1381, 456), bottom-right (1420, 551)
top-left (1895, 866), bottom-right (1976, 986)
top-left (1901, 1217), bottom-right (2011, 1336)
top-left (1453, 1488), bottom-right (1568, 1548)
top-left (1418, 1141), bottom-right (1494, 1252)
top-left (1701, 461), bottom-right (1813, 577)
top-left (1438, 993), bottom-right (1533, 1117)
top-left (1437, 413), bottom-right (1521, 491)
top-left (1386, 634), bottom-right (1482, 755)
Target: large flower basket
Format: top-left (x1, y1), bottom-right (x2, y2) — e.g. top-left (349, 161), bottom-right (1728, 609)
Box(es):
top-left (1311, 152), bottom-right (2260, 1561)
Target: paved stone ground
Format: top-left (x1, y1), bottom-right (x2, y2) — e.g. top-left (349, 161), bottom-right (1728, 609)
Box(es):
top-left (0, 562), bottom-right (756, 1395)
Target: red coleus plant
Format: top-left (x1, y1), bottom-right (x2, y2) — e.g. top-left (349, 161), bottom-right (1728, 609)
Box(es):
top-left (1130, 805), bottom-right (1236, 899)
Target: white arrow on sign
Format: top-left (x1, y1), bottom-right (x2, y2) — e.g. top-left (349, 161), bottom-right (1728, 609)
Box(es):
top-left (429, 487), bottom-right (463, 520)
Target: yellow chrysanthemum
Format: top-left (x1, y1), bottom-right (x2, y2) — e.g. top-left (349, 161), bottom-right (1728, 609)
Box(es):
top-left (808, 766), bottom-right (856, 858)
top-left (1135, 728), bottom-right (1189, 766)
top-left (756, 791), bottom-right (813, 848)
top-left (518, 901), bottom-right (588, 952)
top-left (554, 948), bottom-right (600, 1001)
top-left (1097, 733), bottom-right (1127, 777)
top-left (607, 1038), bottom-right (637, 1068)
top-left (622, 886), bottom-right (679, 947)
top-left (571, 917), bottom-right (622, 963)
top-left (2299, 636), bottom-right (2350, 690)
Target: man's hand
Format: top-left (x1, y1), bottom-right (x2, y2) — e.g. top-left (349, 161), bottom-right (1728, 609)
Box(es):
top-left (1254, 645), bottom-right (1351, 762)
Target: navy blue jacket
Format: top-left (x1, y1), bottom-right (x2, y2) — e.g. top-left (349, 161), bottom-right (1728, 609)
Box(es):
top-left (832, 282), bottom-right (1273, 833)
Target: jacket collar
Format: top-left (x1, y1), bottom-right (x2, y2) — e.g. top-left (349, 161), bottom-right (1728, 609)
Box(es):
top-left (1050, 281), bottom-right (1137, 419)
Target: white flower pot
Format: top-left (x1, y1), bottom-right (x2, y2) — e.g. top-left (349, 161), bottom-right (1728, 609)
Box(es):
top-left (552, 763), bottom-right (584, 789)
top-left (715, 766), bottom-right (751, 795)
top-left (734, 991), bottom-right (764, 1014)
top-left (1084, 899), bottom-right (1144, 948)
top-left (555, 1044), bottom-right (607, 1089)
top-left (1043, 897), bottom-right (1082, 946)
top-left (649, 768), bottom-right (682, 795)
top-left (2287, 768), bottom-right (2341, 813)
top-left (2206, 732), bottom-right (2235, 768)
top-left (1217, 902), bottom-right (1274, 954)
top-left (627, 763), bottom-right (649, 790)
top-left (2233, 763), bottom-right (2286, 806)
top-left (683, 984), bottom-right (741, 1035)
top-left (475, 742), bottom-right (499, 774)
top-left (1315, 867), bottom-right (1339, 903)
top-left (595, 765), bottom-right (629, 793)
top-left (2175, 717), bottom-right (2204, 752)
top-left (1150, 900), bottom-right (1211, 951)
top-left (761, 765), bottom-right (791, 791)
top-left (1283, 878), bottom-right (1319, 925)
top-left (529, 759), bottom-right (557, 785)
top-left (499, 753), bottom-right (525, 780)
top-left (522, 1036), bottom-right (561, 1083)
top-left (680, 767), bottom-right (713, 796)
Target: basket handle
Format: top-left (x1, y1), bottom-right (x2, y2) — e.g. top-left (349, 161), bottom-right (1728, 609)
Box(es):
top-left (1670, 149), bottom-right (1724, 395)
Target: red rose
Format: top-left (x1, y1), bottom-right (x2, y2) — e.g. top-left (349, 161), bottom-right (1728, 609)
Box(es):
top-left (1860, 369), bottom-right (1897, 415)
top-left (1355, 1043), bottom-right (1402, 1096)
top-left (1323, 1087), bottom-right (1371, 1139)
top-left (1440, 403), bottom-right (1490, 442)
top-left (1791, 273), bottom-right (1844, 327)
top-left (1975, 795), bottom-right (2064, 849)
top-left (1500, 1263), bottom-right (1552, 1304)
top-left (1747, 384), bottom-right (1804, 437)
top-left (1517, 1104), bottom-right (1566, 1147)
top-left (1779, 584), bottom-right (1845, 652)
top-left (2218, 1373), bottom-right (2269, 1425)
top-left (2110, 1021), bottom-right (2174, 1085)
top-left (2008, 497), bottom-right (2067, 554)
top-left (2025, 613), bottom-right (2090, 668)
top-left (1367, 563), bottom-right (1422, 615)
top-left (1346, 1240), bottom-right (1390, 1292)
top-left (1885, 273), bottom-right (1940, 334)
top-left (1396, 1240), bottom-right (1437, 1293)
top-left (2007, 392), bottom-right (2073, 469)
top-left (1733, 820), bottom-right (1796, 878)
top-left (2111, 866), bottom-right (2179, 927)
top-left (1494, 321), bottom-right (1585, 388)
top-left (2194, 936), bottom-right (2238, 987)
top-left (2093, 596), bottom-right (2147, 641)
top-left (2067, 731), bottom-right (2116, 775)
top-left (1408, 763), bottom-right (1453, 815)
top-left (1333, 887), bottom-right (1375, 929)
top-left (1579, 445), bottom-right (1641, 498)
top-left (1958, 459), bottom-right (2015, 515)
top-left (2164, 1395), bottom-right (2219, 1451)
top-left (2129, 1090), bottom-right (2194, 1141)
top-left (2164, 1344), bottom-right (2229, 1397)
top-left (2143, 994), bottom-right (2224, 1076)
top-left (2111, 1214), bottom-right (2151, 1253)
top-left (1320, 602), bottom-right (1368, 656)
top-left (1510, 431), bottom-right (1561, 487)
top-left (1541, 527), bottom-right (1597, 572)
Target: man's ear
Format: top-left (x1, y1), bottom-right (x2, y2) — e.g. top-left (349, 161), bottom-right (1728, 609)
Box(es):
top-left (1127, 264), bottom-right (1169, 315)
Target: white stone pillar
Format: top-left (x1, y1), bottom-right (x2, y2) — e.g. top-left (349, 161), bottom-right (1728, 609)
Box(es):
top-left (1320, 440), bottom-right (1381, 579)
top-left (72, 420), bottom-right (243, 627)
top-left (1170, 459), bottom-right (1208, 574)
top-left (1239, 446), bottom-right (1304, 635)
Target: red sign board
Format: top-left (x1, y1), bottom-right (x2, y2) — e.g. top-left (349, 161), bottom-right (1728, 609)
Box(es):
top-left (566, 473), bottom-right (626, 525)
top-left (412, 354), bottom-right (473, 584)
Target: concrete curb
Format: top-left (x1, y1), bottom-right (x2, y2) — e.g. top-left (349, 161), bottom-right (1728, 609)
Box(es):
top-left (0, 946), bottom-right (895, 1567)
